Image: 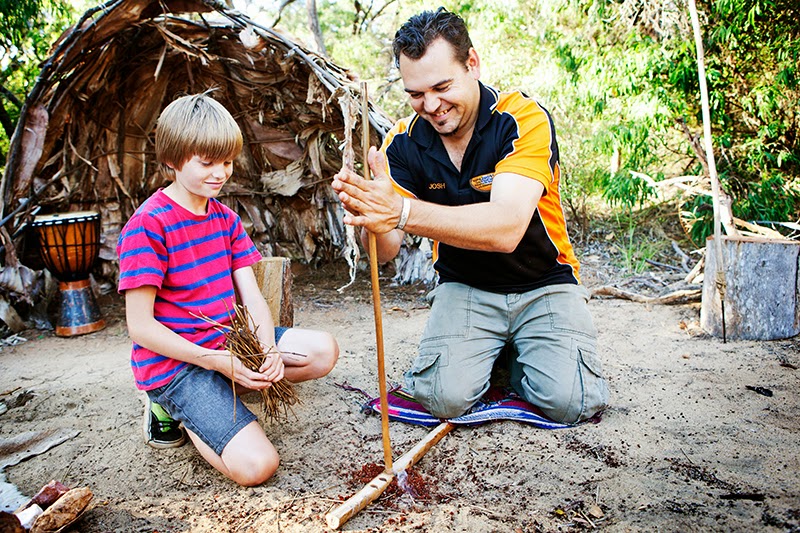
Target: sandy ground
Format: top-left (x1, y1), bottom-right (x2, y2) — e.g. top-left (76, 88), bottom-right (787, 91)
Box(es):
top-left (1, 261), bottom-right (799, 532)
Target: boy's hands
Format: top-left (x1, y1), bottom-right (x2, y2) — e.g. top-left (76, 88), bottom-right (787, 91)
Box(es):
top-left (257, 347), bottom-right (285, 382)
top-left (207, 349), bottom-right (285, 390)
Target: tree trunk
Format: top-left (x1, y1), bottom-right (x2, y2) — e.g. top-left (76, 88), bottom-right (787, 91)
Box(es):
top-left (251, 257), bottom-right (294, 328)
top-left (306, 0), bottom-right (328, 57)
top-left (701, 235), bottom-right (800, 340)
top-left (0, 99), bottom-right (15, 140)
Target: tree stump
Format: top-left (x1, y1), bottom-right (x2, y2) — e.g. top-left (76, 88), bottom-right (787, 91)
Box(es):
top-left (701, 235), bottom-right (800, 340)
top-left (251, 257), bottom-right (293, 327)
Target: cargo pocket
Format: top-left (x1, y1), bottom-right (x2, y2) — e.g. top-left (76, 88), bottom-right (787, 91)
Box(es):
top-left (577, 346), bottom-right (609, 421)
top-left (405, 344), bottom-right (448, 410)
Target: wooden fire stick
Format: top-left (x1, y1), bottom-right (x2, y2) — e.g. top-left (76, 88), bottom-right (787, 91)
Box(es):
top-left (324, 83), bottom-right (456, 530)
top-left (325, 422), bottom-right (455, 529)
top-left (361, 81), bottom-right (393, 472)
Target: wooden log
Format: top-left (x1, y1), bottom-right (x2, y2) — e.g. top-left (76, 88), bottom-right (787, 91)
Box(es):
top-left (325, 422), bottom-right (455, 530)
top-left (326, 470), bottom-right (394, 530)
top-left (701, 235), bottom-right (800, 340)
top-left (391, 421), bottom-right (454, 472)
top-left (684, 255), bottom-right (704, 284)
top-left (251, 257), bottom-right (293, 327)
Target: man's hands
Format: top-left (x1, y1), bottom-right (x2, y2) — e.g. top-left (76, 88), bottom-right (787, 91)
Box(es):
top-left (332, 147), bottom-right (403, 234)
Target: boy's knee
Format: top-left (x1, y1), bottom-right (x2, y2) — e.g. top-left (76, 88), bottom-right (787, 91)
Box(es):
top-left (311, 333), bottom-right (339, 377)
top-left (229, 453), bottom-right (280, 486)
top-left (322, 334), bottom-right (339, 374)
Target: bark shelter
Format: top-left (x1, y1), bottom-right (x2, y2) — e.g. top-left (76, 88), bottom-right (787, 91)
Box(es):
top-left (0, 0), bottom-right (393, 316)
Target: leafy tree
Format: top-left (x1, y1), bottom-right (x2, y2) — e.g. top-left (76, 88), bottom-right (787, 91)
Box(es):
top-left (499, 0), bottom-right (799, 241)
top-left (605, 0), bottom-right (800, 238)
top-left (0, 0), bottom-right (74, 166)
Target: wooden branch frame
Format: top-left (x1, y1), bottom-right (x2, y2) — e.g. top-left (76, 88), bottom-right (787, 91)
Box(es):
top-left (325, 422), bottom-right (455, 529)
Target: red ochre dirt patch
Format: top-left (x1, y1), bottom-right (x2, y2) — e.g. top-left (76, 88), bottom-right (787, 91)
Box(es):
top-left (346, 462), bottom-right (434, 506)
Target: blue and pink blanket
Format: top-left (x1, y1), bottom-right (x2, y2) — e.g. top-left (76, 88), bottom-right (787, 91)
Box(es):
top-left (363, 386), bottom-right (572, 430)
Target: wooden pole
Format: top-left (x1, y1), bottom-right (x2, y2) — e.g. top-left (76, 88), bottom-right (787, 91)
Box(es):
top-left (325, 422), bottom-right (455, 529)
top-left (688, 0), bottom-right (727, 341)
top-left (361, 81), bottom-right (393, 473)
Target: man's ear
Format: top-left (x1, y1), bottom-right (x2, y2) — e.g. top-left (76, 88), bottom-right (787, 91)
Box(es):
top-left (466, 47), bottom-right (481, 80)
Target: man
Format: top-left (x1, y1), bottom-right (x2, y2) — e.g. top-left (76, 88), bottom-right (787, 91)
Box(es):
top-left (332, 7), bottom-right (608, 424)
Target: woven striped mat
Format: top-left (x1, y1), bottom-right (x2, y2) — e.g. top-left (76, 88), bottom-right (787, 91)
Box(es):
top-left (364, 386), bottom-right (572, 429)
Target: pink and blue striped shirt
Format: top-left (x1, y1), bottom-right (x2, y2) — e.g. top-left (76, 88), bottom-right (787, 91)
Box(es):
top-left (117, 189), bottom-right (262, 390)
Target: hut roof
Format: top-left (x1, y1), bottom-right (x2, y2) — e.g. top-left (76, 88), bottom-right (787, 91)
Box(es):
top-left (0, 0), bottom-right (392, 294)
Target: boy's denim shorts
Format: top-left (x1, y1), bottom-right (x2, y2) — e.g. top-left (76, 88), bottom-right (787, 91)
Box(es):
top-left (146, 326), bottom-right (288, 455)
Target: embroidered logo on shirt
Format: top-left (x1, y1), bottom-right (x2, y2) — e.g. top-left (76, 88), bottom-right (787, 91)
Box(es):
top-left (429, 182), bottom-right (446, 190)
top-left (470, 173), bottom-right (494, 192)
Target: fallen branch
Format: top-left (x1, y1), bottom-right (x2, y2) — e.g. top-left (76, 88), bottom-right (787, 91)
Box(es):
top-left (644, 258), bottom-right (683, 272)
top-left (733, 217), bottom-right (787, 240)
top-left (591, 286), bottom-right (701, 305)
top-left (684, 255), bottom-right (704, 284)
top-left (671, 240), bottom-right (691, 272)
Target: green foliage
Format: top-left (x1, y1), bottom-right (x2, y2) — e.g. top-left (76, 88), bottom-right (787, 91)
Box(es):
top-left (680, 193), bottom-right (714, 246)
top-left (646, 0), bottom-right (800, 229)
top-left (0, 0), bottom-right (73, 92)
top-left (737, 174), bottom-right (800, 225)
top-left (1, 0), bottom-right (46, 50)
top-left (616, 227), bottom-right (661, 274)
top-left (0, 0), bottom-right (75, 166)
top-left (602, 172), bottom-right (657, 211)
top-left (605, 208), bottom-right (665, 274)
top-left (680, 173), bottom-right (800, 245)
top-left (528, 0), bottom-right (800, 239)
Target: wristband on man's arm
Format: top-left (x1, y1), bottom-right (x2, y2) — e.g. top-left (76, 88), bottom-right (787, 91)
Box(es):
top-left (396, 197), bottom-right (411, 230)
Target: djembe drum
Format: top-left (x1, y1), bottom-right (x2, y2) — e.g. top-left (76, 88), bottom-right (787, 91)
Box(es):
top-left (31, 211), bottom-right (106, 336)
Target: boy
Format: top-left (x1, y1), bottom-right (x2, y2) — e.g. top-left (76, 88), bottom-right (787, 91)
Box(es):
top-left (117, 92), bottom-right (339, 486)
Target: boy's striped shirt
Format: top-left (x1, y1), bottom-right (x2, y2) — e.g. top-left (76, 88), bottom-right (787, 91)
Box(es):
top-left (117, 189), bottom-right (262, 390)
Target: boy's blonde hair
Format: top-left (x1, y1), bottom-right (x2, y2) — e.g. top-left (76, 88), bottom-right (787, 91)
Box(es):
top-left (155, 91), bottom-right (243, 180)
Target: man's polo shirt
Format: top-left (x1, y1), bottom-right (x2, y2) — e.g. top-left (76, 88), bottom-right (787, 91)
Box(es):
top-left (381, 82), bottom-right (580, 293)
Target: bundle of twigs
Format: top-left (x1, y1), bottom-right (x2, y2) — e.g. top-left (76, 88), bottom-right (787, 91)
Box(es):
top-left (202, 304), bottom-right (300, 423)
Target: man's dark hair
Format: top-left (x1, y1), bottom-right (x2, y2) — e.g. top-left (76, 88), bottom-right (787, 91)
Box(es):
top-left (392, 7), bottom-right (473, 68)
